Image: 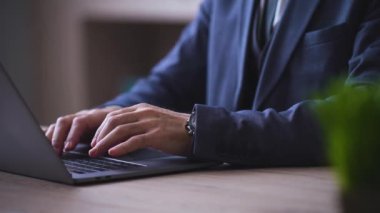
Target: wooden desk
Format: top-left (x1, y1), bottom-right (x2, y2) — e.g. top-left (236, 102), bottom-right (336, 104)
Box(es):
top-left (0, 167), bottom-right (339, 213)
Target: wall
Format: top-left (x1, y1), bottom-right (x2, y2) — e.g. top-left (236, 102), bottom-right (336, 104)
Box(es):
top-left (1, 0), bottom-right (201, 124)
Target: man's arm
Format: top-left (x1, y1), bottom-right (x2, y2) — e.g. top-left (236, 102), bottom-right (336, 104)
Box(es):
top-left (191, 0), bottom-right (380, 166)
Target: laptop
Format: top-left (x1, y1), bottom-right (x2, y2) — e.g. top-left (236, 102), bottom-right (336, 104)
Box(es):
top-left (0, 62), bottom-right (218, 185)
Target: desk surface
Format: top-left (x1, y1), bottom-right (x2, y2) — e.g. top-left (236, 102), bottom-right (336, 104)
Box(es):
top-left (0, 167), bottom-right (339, 213)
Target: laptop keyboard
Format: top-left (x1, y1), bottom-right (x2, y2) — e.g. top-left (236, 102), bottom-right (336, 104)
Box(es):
top-left (63, 158), bottom-right (143, 174)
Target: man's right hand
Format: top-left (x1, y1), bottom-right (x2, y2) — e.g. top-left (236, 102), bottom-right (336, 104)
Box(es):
top-left (45, 106), bottom-right (121, 155)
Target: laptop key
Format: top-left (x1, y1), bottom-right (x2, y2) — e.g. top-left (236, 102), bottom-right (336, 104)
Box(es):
top-left (63, 158), bottom-right (143, 174)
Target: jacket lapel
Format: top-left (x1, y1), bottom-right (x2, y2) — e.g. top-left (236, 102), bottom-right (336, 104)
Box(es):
top-left (233, 0), bottom-right (255, 109)
top-left (253, 0), bottom-right (320, 109)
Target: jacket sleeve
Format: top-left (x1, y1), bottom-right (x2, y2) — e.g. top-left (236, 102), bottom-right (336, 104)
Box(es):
top-left (192, 0), bottom-right (380, 166)
top-left (101, 1), bottom-right (211, 113)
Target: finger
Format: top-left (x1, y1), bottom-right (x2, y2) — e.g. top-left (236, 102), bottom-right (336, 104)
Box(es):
top-left (41, 125), bottom-right (49, 132)
top-left (91, 112), bottom-right (117, 147)
top-left (89, 122), bottom-right (147, 157)
top-left (90, 103), bottom-right (152, 147)
top-left (93, 112), bottom-right (140, 146)
top-left (91, 112), bottom-right (116, 147)
top-left (64, 116), bottom-right (89, 152)
top-left (51, 115), bottom-right (75, 155)
top-left (91, 107), bottom-right (138, 147)
top-left (108, 133), bottom-right (151, 157)
top-left (91, 111), bottom-right (121, 147)
top-left (45, 124), bottom-right (55, 141)
top-left (90, 111), bottom-right (113, 147)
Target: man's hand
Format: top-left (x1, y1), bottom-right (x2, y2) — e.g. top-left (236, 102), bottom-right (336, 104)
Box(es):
top-left (89, 103), bottom-right (192, 157)
top-left (45, 106), bottom-right (121, 155)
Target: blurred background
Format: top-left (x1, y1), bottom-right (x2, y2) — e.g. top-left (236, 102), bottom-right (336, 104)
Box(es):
top-left (0, 0), bottom-right (201, 124)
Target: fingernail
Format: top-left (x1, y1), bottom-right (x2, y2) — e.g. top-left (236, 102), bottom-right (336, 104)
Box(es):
top-left (108, 148), bottom-right (119, 156)
top-left (64, 142), bottom-right (72, 152)
top-left (90, 140), bottom-right (96, 147)
top-left (108, 148), bottom-right (115, 156)
top-left (89, 148), bottom-right (97, 157)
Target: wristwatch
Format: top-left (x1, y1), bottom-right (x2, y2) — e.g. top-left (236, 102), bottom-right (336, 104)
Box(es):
top-left (185, 110), bottom-right (196, 137)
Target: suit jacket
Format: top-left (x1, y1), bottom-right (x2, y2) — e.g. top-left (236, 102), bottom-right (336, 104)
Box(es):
top-left (103, 0), bottom-right (380, 166)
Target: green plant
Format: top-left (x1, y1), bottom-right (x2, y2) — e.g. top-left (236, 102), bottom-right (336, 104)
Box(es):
top-left (315, 80), bottom-right (380, 192)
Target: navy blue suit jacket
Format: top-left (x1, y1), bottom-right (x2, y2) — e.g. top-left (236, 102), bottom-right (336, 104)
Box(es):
top-left (103, 0), bottom-right (380, 166)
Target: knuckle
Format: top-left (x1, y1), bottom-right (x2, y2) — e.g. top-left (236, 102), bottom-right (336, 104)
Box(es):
top-left (107, 111), bottom-right (118, 117)
top-left (139, 107), bottom-right (156, 116)
top-left (72, 116), bottom-right (85, 125)
top-left (128, 135), bottom-right (139, 144)
top-left (87, 109), bottom-right (98, 114)
top-left (137, 103), bottom-right (150, 108)
top-left (56, 116), bottom-right (71, 126)
top-left (134, 135), bottom-right (147, 146)
top-left (76, 109), bottom-right (89, 115)
top-left (107, 116), bottom-right (120, 127)
top-left (114, 125), bottom-right (124, 134)
top-left (136, 103), bottom-right (146, 107)
top-left (56, 117), bottom-right (65, 124)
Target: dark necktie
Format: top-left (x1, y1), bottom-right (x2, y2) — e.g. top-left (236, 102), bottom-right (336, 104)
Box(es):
top-left (259, 0), bottom-right (279, 49)
top-left (238, 0), bottom-right (279, 109)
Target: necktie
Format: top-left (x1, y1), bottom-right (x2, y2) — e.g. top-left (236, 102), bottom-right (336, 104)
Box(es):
top-left (264, 0), bottom-right (279, 45)
top-left (238, 0), bottom-right (279, 109)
